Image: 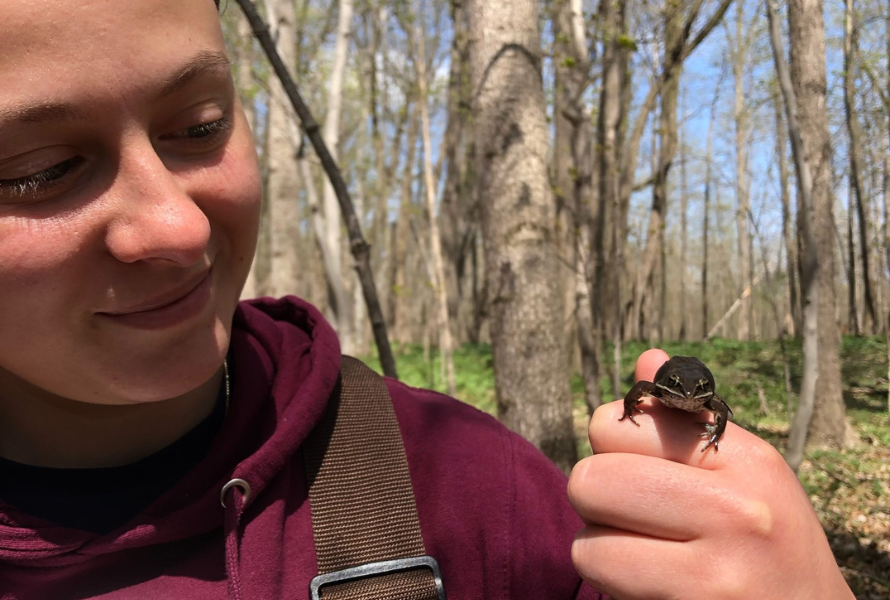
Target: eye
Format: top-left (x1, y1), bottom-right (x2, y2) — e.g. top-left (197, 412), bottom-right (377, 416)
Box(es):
top-left (160, 116), bottom-right (233, 148)
top-left (184, 117), bottom-right (231, 139)
top-left (0, 157), bottom-right (85, 201)
top-left (671, 375), bottom-right (681, 385)
top-left (698, 379), bottom-right (709, 389)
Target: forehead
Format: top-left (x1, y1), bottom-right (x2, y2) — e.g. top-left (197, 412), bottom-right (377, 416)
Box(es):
top-left (0, 0), bottom-right (224, 103)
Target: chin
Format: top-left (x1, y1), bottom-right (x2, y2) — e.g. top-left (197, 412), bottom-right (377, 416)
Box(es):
top-left (108, 319), bottom-right (230, 405)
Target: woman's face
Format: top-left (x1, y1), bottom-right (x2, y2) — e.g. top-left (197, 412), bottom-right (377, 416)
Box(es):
top-left (0, 0), bottom-right (261, 404)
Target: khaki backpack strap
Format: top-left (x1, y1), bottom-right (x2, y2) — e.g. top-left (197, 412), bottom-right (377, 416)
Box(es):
top-left (303, 356), bottom-right (445, 600)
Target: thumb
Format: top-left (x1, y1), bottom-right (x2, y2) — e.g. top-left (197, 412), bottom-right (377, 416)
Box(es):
top-left (635, 348), bottom-right (670, 383)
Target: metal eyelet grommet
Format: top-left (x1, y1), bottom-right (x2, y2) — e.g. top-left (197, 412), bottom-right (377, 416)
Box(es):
top-left (220, 478), bottom-right (252, 508)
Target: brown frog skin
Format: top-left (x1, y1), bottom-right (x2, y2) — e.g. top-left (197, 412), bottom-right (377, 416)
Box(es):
top-left (619, 356), bottom-right (733, 451)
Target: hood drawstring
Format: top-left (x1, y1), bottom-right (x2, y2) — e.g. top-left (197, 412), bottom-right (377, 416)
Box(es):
top-left (221, 478), bottom-right (252, 600)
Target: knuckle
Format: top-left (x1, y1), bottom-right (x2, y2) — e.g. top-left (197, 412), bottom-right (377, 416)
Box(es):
top-left (733, 497), bottom-right (776, 539)
top-left (566, 457), bottom-right (593, 504)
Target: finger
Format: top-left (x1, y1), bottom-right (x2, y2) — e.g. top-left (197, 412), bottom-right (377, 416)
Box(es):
top-left (572, 524), bottom-right (695, 600)
top-left (589, 399), bottom-right (736, 469)
top-left (568, 453), bottom-right (714, 540)
top-left (590, 398), bottom-right (787, 475)
top-left (635, 348), bottom-right (669, 383)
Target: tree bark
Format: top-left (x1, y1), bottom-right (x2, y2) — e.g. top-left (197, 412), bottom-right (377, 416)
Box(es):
top-left (634, 1), bottom-right (682, 342)
top-left (703, 77), bottom-right (722, 339)
top-left (843, 0), bottom-right (877, 333)
top-left (320, 0), bottom-right (355, 354)
top-left (766, 0), bottom-right (821, 470)
top-left (467, 0), bottom-right (577, 471)
top-left (265, 0), bottom-right (303, 300)
top-left (439, 0), bottom-right (473, 333)
top-left (847, 186), bottom-right (859, 335)
top-left (679, 93), bottom-right (688, 341)
top-left (414, 3), bottom-right (457, 396)
top-left (553, 0), bottom-right (600, 413)
top-left (787, 0), bottom-right (845, 450)
top-left (729, 0), bottom-right (751, 341)
top-left (597, 0), bottom-right (628, 399)
top-left (774, 84), bottom-right (800, 337)
top-left (232, 8), bottom-right (261, 299)
top-left (388, 106), bottom-right (420, 343)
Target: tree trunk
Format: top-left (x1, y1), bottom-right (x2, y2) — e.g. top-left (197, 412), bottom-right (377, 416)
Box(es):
top-left (787, 0), bottom-right (845, 450)
top-left (589, 0), bottom-right (628, 398)
top-left (847, 187), bottom-right (859, 335)
top-left (635, 9), bottom-right (681, 342)
top-left (679, 93), bottom-right (688, 341)
top-left (730, 0), bottom-right (751, 341)
top-left (467, 0), bottom-right (577, 471)
top-left (844, 0), bottom-right (877, 334)
top-left (367, 3), bottom-right (391, 320)
top-left (774, 85), bottom-right (800, 337)
top-left (703, 78), bottom-right (721, 339)
top-left (234, 9), bottom-right (262, 300)
top-left (388, 107), bottom-right (420, 344)
top-left (439, 0), bottom-right (473, 333)
top-left (553, 0), bottom-right (600, 413)
top-left (414, 4), bottom-right (457, 396)
top-left (767, 0), bottom-right (822, 471)
top-left (265, 0), bottom-right (303, 299)
top-left (320, 0), bottom-right (355, 353)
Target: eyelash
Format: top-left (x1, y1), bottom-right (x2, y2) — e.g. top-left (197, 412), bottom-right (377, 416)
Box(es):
top-left (0, 157), bottom-right (83, 199)
top-left (175, 116), bottom-right (233, 143)
top-left (0, 116), bottom-right (233, 200)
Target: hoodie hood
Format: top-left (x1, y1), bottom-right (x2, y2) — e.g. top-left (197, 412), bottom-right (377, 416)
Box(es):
top-left (0, 296), bottom-right (341, 568)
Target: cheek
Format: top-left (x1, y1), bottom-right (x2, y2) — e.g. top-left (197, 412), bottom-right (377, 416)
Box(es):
top-left (200, 133), bottom-right (262, 258)
top-left (0, 218), bottom-right (94, 377)
top-left (0, 217), bottom-right (90, 302)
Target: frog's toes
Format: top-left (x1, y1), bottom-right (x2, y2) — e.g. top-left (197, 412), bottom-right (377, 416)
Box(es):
top-left (697, 423), bottom-right (720, 452)
top-left (697, 421), bottom-right (718, 436)
top-left (619, 411), bottom-right (643, 426)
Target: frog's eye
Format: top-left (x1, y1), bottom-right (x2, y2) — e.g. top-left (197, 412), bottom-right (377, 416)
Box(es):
top-left (671, 375), bottom-right (681, 385)
top-left (698, 379), bottom-right (709, 389)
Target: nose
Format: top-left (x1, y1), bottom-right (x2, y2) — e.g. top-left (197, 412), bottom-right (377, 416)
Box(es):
top-left (104, 142), bottom-right (210, 266)
top-left (686, 390), bottom-right (692, 398)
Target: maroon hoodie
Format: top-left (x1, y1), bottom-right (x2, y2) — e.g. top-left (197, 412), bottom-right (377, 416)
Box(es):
top-left (0, 296), bottom-right (602, 599)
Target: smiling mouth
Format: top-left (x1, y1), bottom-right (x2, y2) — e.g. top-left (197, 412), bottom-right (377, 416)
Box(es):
top-left (98, 269), bottom-right (213, 329)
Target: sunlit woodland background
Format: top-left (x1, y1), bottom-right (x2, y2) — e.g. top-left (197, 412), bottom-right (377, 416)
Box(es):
top-left (221, 0), bottom-right (890, 591)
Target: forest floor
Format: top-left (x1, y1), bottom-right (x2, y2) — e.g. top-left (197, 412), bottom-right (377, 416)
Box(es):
top-left (366, 336), bottom-right (890, 599)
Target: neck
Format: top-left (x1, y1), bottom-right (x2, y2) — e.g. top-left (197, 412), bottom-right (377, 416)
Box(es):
top-left (0, 368), bottom-right (223, 468)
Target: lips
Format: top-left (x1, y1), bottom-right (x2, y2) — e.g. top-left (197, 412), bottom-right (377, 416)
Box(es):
top-left (97, 269), bottom-right (213, 330)
top-left (103, 270), bottom-right (209, 315)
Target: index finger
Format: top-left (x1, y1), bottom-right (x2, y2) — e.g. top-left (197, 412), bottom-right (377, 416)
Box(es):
top-left (635, 348), bottom-right (669, 383)
top-left (590, 399), bottom-right (733, 469)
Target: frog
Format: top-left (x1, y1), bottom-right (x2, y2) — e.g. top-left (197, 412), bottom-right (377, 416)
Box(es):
top-left (618, 355), bottom-right (733, 452)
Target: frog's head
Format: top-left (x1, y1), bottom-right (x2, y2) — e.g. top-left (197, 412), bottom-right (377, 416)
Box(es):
top-left (653, 356), bottom-right (715, 400)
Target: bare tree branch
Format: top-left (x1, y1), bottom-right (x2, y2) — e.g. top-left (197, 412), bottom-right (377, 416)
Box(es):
top-left (235, 0), bottom-right (399, 379)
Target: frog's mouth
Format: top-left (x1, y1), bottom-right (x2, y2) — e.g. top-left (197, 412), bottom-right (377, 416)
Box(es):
top-left (654, 383), bottom-right (714, 401)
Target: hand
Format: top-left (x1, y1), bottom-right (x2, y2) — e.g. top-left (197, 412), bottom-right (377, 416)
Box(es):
top-left (568, 349), bottom-right (854, 600)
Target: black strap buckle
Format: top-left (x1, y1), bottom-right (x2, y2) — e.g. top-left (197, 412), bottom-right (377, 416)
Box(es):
top-left (309, 555), bottom-right (446, 600)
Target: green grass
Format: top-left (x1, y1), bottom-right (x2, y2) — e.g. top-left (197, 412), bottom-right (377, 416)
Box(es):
top-left (364, 336), bottom-right (889, 443)
top-left (362, 343), bottom-right (498, 414)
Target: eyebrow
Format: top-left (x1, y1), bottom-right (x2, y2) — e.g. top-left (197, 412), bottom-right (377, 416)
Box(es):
top-left (0, 103), bottom-right (88, 126)
top-left (156, 50), bottom-right (233, 100)
top-left (0, 50), bottom-right (232, 129)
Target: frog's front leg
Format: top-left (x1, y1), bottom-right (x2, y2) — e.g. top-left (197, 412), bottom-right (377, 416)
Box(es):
top-left (619, 381), bottom-right (660, 426)
top-left (700, 395), bottom-right (733, 452)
